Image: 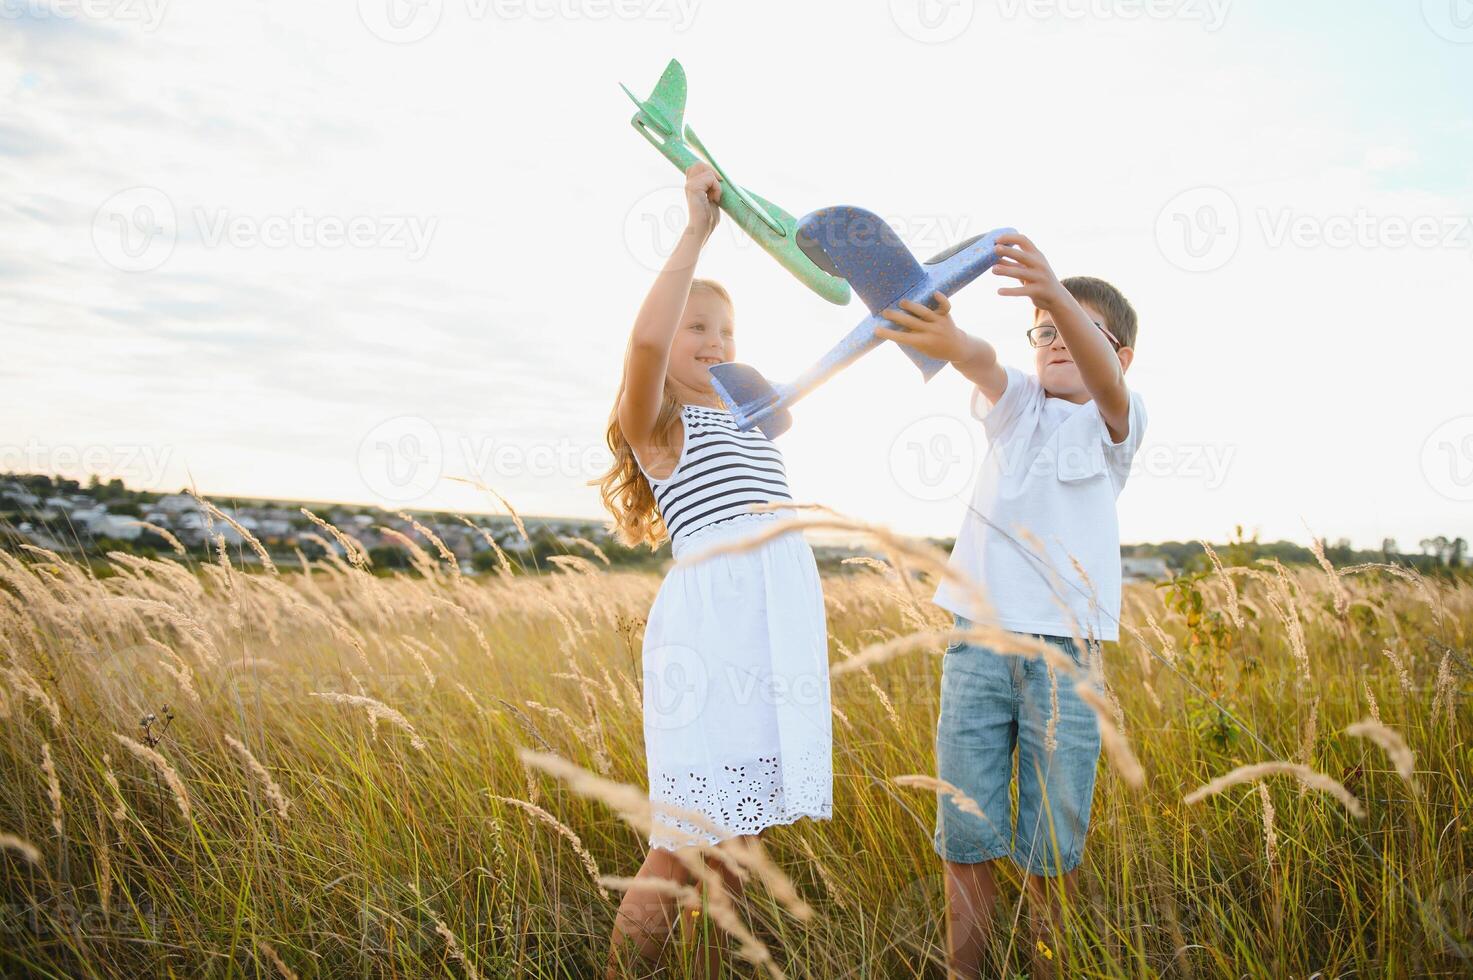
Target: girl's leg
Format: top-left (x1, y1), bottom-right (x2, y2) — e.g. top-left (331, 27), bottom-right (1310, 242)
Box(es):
top-left (678, 834), bottom-right (754, 980)
top-left (605, 846), bottom-right (692, 978)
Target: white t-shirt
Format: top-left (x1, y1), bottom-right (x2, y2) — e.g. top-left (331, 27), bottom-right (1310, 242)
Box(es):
top-left (932, 365), bottom-right (1147, 642)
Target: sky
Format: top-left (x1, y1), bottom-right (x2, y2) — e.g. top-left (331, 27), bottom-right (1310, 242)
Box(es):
top-left (4, 0), bottom-right (1472, 550)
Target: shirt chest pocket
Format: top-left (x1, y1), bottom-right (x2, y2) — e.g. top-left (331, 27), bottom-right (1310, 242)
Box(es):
top-left (1049, 421), bottom-right (1108, 484)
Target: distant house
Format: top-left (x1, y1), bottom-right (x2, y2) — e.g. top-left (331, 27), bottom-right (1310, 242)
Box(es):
top-left (89, 514), bottom-right (143, 541)
top-left (173, 510), bottom-right (243, 545)
top-left (1122, 556), bottom-right (1171, 583)
top-left (70, 506), bottom-right (107, 529)
top-left (3, 488), bottom-right (40, 508)
top-left (155, 494), bottom-right (198, 515)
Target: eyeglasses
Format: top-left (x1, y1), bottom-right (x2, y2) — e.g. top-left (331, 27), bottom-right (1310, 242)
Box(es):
top-left (1026, 320), bottom-right (1122, 352)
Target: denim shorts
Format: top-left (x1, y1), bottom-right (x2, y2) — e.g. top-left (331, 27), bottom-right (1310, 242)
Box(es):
top-left (932, 614), bottom-right (1102, 876)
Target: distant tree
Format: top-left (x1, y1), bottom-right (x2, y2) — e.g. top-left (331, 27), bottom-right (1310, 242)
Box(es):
top-left (1223, 524), bottom-right (1258, 567)
top-left (135, 529), bottom-right (176, 553)
top-left (1420, 537), bottom-right (1446, 564)
top-left (368, 545), bottom-right (411, 570)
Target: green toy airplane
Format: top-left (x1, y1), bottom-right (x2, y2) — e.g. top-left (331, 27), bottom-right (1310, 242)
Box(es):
top-left (620, 59), bottom-right (852, 306)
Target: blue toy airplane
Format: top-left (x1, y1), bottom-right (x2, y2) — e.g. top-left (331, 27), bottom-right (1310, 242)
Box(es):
top-left (709, 206), bottom-right (1015, 438)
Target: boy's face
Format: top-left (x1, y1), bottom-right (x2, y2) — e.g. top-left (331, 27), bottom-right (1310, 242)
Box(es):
top-left (1033, 302), bottom-right (1132, 398)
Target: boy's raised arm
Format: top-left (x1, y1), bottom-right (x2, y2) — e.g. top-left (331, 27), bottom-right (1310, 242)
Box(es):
top-left (991, 233), bottom-right (1131, 441)
top-left (875, 293), bottom-right (1009, 405)
top-left (952, 331), bottom-right (1009, 406)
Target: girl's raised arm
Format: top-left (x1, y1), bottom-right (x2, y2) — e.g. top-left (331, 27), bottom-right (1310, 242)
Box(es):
top-left (617, 163), bottom-right (721, 447)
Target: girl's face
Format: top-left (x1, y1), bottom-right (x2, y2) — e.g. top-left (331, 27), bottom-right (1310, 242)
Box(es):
top-left (667, 288), bottom-right (734, 394)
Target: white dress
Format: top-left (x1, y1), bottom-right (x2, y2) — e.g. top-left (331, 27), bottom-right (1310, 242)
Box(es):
top-left (634, 404), bottom-right (833, 850)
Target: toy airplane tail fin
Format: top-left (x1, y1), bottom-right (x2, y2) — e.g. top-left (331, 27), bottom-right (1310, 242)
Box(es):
top-left (620, 59), bottom-right (686, 140)
top-left (709, 363), bottom-right (793, 439)
top-left (896, 343), bottom-right (948, 381)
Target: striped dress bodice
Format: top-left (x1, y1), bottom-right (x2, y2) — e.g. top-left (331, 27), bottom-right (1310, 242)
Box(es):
top-left (641, 404), bottom-right (793, 545)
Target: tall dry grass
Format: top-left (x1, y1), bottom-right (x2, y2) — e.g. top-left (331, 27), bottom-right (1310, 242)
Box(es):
top-left (0, 501), bottom-right (1469, 978)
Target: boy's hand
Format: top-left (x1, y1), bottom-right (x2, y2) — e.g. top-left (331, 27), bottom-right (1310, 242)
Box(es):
top-left (875, 292), bottom-right (977, 363)
top-left (991, 232), bottom-right (1070, 313)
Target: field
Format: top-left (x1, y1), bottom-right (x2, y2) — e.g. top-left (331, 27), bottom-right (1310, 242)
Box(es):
top-left (0, 504), bottom-right (1470, 978)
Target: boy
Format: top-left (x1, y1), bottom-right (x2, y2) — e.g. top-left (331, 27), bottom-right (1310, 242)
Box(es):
top-left (876, 232), bottom-right (1146, 978)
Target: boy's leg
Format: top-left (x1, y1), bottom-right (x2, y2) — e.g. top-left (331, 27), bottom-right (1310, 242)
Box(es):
top-left (942, 858), bottom-right (1002, 979)
top-left (1023, 868), bottom-right (1080, 979)
top-left (1012, 635), bottom-right (1102, 976)
top-left (932, 616), bottom-right (1020, 978)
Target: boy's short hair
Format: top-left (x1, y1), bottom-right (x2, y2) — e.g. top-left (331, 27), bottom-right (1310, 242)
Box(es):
top-left (1043, 276), bottom-right (1138, 349)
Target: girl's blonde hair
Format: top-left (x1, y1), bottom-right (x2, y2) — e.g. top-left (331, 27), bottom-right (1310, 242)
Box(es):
top-left (595, 279), bottom-right (733, 549)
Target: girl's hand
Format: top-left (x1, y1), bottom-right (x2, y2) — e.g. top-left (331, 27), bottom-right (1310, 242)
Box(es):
top-left (875, 292), bottom-right (974, 363)
top-left (991, 232), bottom-right (1070, 312)
top-left (684, 162), bottom-right (722, 243)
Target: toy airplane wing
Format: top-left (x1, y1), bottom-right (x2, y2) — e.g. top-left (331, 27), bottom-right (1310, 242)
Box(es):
top-left (795, 205), bottom-right (944, 377)
top-left (619, 60), bottom-right (852, 306)
top-left (796, 205), bottom-right (926, 314)
top-left (711, 214), bottom-right (1013, 439)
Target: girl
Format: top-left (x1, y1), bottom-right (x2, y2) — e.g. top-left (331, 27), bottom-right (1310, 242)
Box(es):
top-left (597, 162), bottom-right (832, 974)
